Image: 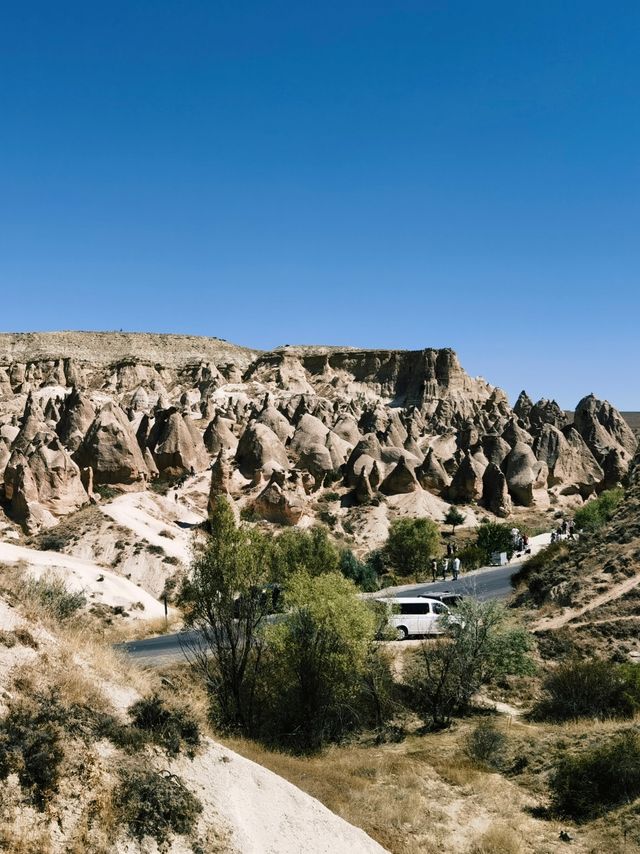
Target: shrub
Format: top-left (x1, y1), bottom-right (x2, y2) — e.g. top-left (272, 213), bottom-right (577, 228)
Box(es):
top-left (510, 540), bottom-right (569, 602)
top-left (318, 508), bottom-right (338, 528)
top-left (533, 659), bottom-right (639, 721)
top-left (146, 543), bottom-right (165, 556)
top-left (0, 699), bottom-right (64, 809)
top-left (384, 518), bottom-right (440, 577)
top-left (475, 522), bottom-right (514, 563)
top-left (574, 487), bottom-right (624, 533)
top-left (270, 526), bottom-right (340, 580)
top-left (457, 544), bottom-right (486, 571)
top-left (128, 694), bottom-right (200, 757)
top-left (23, 574), bottom-right (86, 621)
top-left (465, 721), bottom-right (507, 769)
top-left (36, 532), bottom-right (69, 552)
top-left (239, 505), bottom-right (260, 522)
top-left (550, 731), bottom-right (640, 819)
top-left (114, 764), bottom-right (202, 845)
top-left (339, 549), bottom-right (379, 592)
top-left (95, 484), bottom-right (121, 500)
top-left (405, 600), bottom-right (534, 728)
top-left (259, 571), bottom-right (383, 751)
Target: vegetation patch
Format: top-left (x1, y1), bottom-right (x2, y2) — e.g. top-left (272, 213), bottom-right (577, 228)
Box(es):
top-left (113, 763), bottom-right (202, 846)
top-left (127, 693), bottom-right (200, 757)
top-left (550, 730), bottom-right (640, 819)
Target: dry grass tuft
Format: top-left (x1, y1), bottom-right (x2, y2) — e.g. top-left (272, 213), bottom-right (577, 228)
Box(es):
top-left (468, 823), bottom-right (522, 854)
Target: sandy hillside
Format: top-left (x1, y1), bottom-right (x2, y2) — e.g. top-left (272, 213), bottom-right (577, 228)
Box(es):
top-left (0, 588), bottom-right (387, 854)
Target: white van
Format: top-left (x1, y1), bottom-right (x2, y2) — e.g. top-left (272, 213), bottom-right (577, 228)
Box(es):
top-left (376, 596), bottom-right (453, 640)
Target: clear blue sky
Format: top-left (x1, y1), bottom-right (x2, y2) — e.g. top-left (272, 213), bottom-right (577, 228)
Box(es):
top-left (1, 2), bottom-right (638, 409)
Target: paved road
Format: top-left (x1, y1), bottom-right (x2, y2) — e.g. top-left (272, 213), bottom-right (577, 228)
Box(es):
top-left (115, 629), bottom-right (201, 664)
top-left (119, 561), bottom-right (524, 665)
top-left (120, 534), bottom-right (550, 665)
top-left (388, 561), bottom-right (523, 601)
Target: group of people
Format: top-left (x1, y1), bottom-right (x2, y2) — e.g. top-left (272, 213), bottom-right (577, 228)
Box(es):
top-left (551, 518), bottom-right (576, 543)
top-left (511, 527), bottom-right (530, 554)
top-left (431, 540), bottom-right (462, 582)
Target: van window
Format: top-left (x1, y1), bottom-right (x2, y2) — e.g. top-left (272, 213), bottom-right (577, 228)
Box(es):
top-left (400, 603), bottom-right (429, 615)
top-left (432, 602), bottom-right (447, 614)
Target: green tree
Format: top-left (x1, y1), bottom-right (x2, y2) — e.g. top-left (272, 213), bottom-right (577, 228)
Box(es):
top-left (384, 517), bottom-right (440, 578)
top-left (444, 506), bottom-right (466, 534)
top-left (405, 599), bottom-right (534, 728)
top-left (270, 526), bottom-right (340, 581)
top-left (261, 572), bottom-right (381, 751)
top-left (181, 496), bottom-right (272, 732)
top-left (475, 522), bottom-right (514, 563)
top-left (339, 549), bottom-right (379, 592)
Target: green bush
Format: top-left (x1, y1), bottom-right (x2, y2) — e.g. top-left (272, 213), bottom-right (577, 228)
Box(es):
top-left (464, 721), bottom-right (507, 768)
top-left (475, 522), bottom-right (514, 563)
top-left (457, 544), bottom-right (486, 571)
top-left (128, 694), bottom-right (200, 757)
top-left (95, 484), bottom-right (122, 500)
top-left (36, 532), bottom-right (69, 552)
top-left (384, 517), bottom-right (440, 577)
top-left (270, 526), bottom-right (340, 580)
top-left (339, 549), bottom-right (379, 592)
top-left (510, 540), bottom-right (570, 603)
top-left (404, 599), bottom-right (535, 728)
top-left (114, 764), bottom-right (202, 845)
top-left (574, 487), bottom-right (624, 533)
top-left (533, 659), bottom-right (640, 721)
top-left (259, 571), bottom-right (384, 751)
top-left (550, 731), bottom-right (640, 819)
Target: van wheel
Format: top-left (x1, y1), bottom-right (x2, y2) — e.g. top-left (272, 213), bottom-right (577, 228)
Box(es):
top-left (396, 626), bottom-right (408, 640)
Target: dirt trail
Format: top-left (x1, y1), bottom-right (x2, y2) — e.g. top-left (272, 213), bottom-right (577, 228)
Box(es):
top-left (532, 571), bottom-right (640, 631)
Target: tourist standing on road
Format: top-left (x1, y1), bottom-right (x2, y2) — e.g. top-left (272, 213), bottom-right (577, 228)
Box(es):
top-left (431, 558), bottom-right (438, 582)
top-left (441, 558), bottom-right (449, 580)
top-left (452, 556), bottom-right (461, 580)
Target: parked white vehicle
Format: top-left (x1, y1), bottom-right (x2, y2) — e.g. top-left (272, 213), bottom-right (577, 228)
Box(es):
top-left (375, 596), bottom-right (454, 640)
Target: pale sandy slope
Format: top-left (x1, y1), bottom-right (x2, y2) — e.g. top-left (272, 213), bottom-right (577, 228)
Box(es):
top-left (0, 540), bottom-right (166, 619)
top-left (100, 490), bottom-right (202, 563)
top-left (171, 742), bottom-right (389, 854)
top-left (0, 594), bottom-right (387, 854)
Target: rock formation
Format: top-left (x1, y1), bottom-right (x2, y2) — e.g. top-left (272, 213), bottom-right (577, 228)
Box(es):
top-left (0, 332), bottom-right (636, 534)
top-left (75, 402), bottom-right (149, 486)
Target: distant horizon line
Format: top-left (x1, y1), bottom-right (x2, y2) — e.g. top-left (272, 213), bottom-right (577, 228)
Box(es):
top-left (0, 328), bottom-right (637, 413)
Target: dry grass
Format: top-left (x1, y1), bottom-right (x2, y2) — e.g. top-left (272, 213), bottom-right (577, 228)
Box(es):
top-left (222, 733), bottom-right (518, 854)
top-left (468, 823), bottom-right (522, 854)
top-left (0, 824), bottom-right (53, 854)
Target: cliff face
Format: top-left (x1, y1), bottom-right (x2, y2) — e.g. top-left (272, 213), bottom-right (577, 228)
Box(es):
top-left (245, 346), bottom-right (496, 414)
top-left (0, 331), bottom-right (635, 533)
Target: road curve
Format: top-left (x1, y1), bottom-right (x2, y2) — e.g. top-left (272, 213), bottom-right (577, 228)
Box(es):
top-left (120, 533), bottom-right (551, 665)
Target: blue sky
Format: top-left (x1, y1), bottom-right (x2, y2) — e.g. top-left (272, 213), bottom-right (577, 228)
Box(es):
top-left (1, 2), bottom-right (638, 409)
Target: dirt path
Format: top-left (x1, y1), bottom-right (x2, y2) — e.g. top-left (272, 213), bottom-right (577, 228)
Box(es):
top-left (532, 571), bottom-right (640, 631)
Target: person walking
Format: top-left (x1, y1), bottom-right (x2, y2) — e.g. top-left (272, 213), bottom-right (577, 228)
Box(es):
top-left (441, 558), bottom-right (449, 580)
top-left (452, 556), bottom-right (461, 580)
top-left (431, 558), bottom-right (438, 582)
top-left (447, 542), bottom-right (453, 558)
